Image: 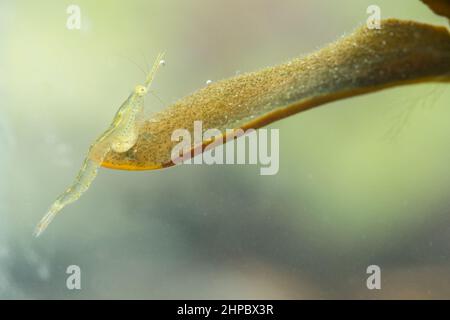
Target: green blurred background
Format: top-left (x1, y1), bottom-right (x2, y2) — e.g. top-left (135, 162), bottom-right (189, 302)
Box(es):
top-left (1, 0), bottom-right (450, 299)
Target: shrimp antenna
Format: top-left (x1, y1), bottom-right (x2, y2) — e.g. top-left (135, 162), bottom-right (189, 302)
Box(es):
top-left (144, 52), bottom-right (165, 90)
top-left (117, 53), bottom-right (147, 77)
top-left (149, 90), bottom-right (167, 107)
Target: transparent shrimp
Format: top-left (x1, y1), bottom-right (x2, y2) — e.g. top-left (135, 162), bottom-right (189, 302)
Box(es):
top-left (34, 52), bottom-right (166, 237)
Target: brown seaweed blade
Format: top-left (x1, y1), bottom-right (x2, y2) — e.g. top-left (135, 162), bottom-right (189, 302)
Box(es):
top-left (422, 0), bottom-right (450, 20)
top-left (102, 19), bottom-right (450, 171)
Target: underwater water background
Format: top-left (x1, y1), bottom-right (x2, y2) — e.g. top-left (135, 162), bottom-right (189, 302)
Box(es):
top-left (2, 0), bottom-right (450, 298)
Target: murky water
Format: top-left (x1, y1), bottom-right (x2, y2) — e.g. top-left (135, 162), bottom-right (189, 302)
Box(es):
top-left (1, 0), bottom-right (450, 299)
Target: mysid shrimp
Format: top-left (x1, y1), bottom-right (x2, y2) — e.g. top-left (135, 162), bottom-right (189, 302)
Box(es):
top-left (34, 53), bottom-right (166, 237)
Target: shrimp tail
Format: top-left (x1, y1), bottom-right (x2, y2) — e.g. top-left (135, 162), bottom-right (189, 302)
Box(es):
top-left (34, 158), bottom-right (101, 237)
top-left (34, 200), bottom-right (64, 237)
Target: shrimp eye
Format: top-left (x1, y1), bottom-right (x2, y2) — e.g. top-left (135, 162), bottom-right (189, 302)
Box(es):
top-left (135, 85), bottom-right (147, 95)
